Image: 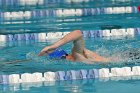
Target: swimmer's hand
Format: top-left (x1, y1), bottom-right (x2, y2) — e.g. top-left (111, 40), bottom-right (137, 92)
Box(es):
top-left (38, 51), bottom-right (46, 56)
top-left (38, 46), bottom-right (55, 56)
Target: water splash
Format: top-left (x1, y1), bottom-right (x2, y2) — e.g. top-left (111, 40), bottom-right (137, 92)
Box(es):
top-left (26, 51), bottom-right (43, 62)
top-left (92, 38), bottom-right (140, 65)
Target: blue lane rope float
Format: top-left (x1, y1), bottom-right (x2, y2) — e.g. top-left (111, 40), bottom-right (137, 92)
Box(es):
top-left (1, 66), bottom-right (140, 84)
top-left (0, 0), bottom-right (127, 6)
top-left (0, 6), bottom-right (138, 21)
top-left (0, 28), bottom-right (139, 42)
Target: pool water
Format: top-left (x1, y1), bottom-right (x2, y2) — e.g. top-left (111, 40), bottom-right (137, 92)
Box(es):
top-left (0, 1), bottom-right (140, 34)
top-left (0, 35), bottom-right (140, 74)
top-left (1, 77), bottom-right (140, 93)
top-left (1, 0), bottom-right (140, 93)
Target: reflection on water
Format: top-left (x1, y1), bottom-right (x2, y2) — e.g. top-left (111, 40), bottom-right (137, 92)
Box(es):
top-left (1, 77), bottom-right (140, 93)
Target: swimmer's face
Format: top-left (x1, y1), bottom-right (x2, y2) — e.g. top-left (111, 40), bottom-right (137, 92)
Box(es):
top-left (66, 55), bottom-right (74, 61)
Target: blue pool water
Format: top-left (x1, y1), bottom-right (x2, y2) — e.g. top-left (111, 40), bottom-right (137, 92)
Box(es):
top-left (1, 77), bottom-right (140, 93)
top-left (1, 0), bottom-right (140, 93)
top-left (1, 35), bottom-right (140, 74)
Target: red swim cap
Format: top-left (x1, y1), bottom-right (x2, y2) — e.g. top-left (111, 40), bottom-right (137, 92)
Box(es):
top-left (138, 6), bottom-right (140, 12)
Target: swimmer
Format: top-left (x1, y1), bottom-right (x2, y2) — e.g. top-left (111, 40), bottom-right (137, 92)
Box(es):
top-left (38, 30), bottom-right (111, 64)
top-left (2, 30), bottom-right (139, 64)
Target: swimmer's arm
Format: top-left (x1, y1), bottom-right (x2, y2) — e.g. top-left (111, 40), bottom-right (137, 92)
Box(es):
top-left (81, 60), bottom-right (96, 64)
top-left (80, 58), bottom-right (109, 64)
top-left (39, 30), bottom-right (82, 56)
top-left (91, 53), bottom-right (109, 63)
top-left (85, 49), bottom-right (110, 63)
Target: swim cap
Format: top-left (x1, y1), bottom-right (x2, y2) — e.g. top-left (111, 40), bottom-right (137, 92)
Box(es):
top-left (48, 48), bottom-right (68, 59)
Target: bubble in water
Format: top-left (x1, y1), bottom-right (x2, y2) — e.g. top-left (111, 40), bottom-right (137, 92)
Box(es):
top-left (26, 52), bottom-right (42, 61)
top-left (96, 46), bottom-right (111, 57)
top-left (26, 52), bottom-right (35, 59)
top-left (26, 51), bottom-right (52, 63)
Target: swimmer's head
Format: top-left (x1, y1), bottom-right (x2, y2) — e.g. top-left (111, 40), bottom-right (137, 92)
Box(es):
top-left (47, 48), bottom-right (68, 59)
